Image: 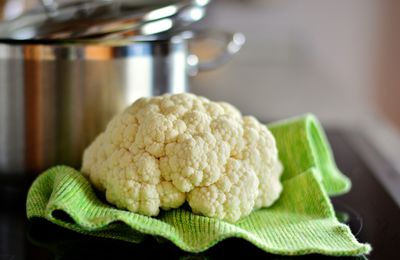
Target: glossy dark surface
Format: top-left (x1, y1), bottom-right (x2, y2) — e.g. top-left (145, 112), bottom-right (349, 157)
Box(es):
top-left (1, 130), bottom-right (399, 259)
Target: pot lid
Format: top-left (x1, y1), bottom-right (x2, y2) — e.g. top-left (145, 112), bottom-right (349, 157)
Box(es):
top-left (0, 0), bottom-right (210, 41)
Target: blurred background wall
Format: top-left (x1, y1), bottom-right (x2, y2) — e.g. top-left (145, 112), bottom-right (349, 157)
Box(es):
top-left (375, 0), bottom-right (400, 129)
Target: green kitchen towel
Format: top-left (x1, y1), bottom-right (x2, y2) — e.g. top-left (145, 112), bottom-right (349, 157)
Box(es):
top-left (268, 114), bottom-right (351, 195)
top-left (26, 114), bottom-right (370, 256)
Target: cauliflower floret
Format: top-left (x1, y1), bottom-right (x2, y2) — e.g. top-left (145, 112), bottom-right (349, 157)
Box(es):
top-left (188, 159), bottom-right (259, 222)
top-left (81, 93), bottom-right (283, 222)
top-left (160, 133), bottom-right (230, 192)
top-left (157, 181), bottom-right (186, 210)
top-left (241, 116), bottom-right (283, 208)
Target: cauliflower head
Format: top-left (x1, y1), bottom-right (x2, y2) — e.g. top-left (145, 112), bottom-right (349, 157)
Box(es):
top-left (81, 93), bottom-right (283, 222)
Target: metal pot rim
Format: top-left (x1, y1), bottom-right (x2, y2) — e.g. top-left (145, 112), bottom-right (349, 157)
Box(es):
top-left (0, 31), bottom-right (186, 46)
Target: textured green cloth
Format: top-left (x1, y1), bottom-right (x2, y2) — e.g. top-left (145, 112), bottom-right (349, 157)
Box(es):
top-left (26, 114), bottom-right (371, 256)
top-left (268, 114), bottom-right (351, 195)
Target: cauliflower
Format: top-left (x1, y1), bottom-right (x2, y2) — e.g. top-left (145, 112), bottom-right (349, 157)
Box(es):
top-left (81, 93), bottom-right (283, 222)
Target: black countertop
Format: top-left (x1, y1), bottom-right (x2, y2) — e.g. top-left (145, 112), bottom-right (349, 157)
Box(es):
top-left (1, 130), bottom-right (399, 259)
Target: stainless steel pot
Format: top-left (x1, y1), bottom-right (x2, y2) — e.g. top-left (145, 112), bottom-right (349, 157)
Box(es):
top-left (0, 30), bottom-right (245, 175)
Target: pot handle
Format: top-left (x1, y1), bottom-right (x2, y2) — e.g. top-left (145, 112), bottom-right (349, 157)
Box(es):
top-left (182, 30), bottom-right (246, 76)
